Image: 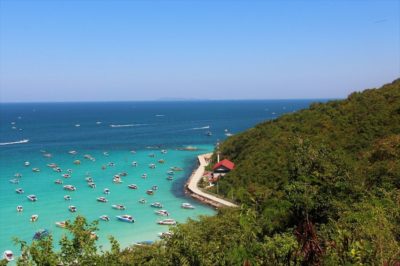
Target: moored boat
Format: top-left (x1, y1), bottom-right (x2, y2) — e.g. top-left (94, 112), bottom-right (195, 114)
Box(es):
top-left (138, 198), bottom-right (147, 204)
top-left (116, 214), bottom-right (134, 223)
top-left (30, 214), bottom-right (39, 222)
top-left (146, 189), bottom-right (154, 195)
top-left (32, 168), bottom-right (40, 172)
top-left (166, 176), bottom-right (173, 181)
top-left (9, 178), bottom-right (19, 184)
top-left (151, 202), bottom-right (163, 208)
top-left (64, 195), bottom-right (72, 201)
top-left (152, 185), bottom-right (158, 190)
top-left (128, 184), bottom-right (138, 190)
top-left (155, 210), bottom-right (169, 216)
top-left (131, 161), bottom-right (138, 167)
top-left (88, 182), bottom-right (96, 188)
top-left (141, 173), bottom-right (147, 179)
top-left (55, 179), bottom-right (63, 184)
top-left (69, 205), bottom-right (77, 212)
top-left (16, 205), bottom-right (23, 212)
top-left (55, 221), bottom-right (67, 228)
top-left (99, 215), bottom-right (110, 221)
top-left (3, 250), bottom-right (14, 262)
top-left (157, 219), bottom-right (176, 225)
top-left (24, 161), bottom-right (30, 167)
top-left (158, 231), bottom-right (173, 239)
top-left (16, 188), bottom-right (24, 194)
top-left (27, 194), bottom-right (37, 201)
top-left (63, 185), bottom-right (77, 191)
top-left (181, 203), bottom-right (195, 209)
top-left (97, 197), bottom-right (107, 203)
top-left (149, 163), bottom-right (156, 169)
top-left (62, 174), bottom-right (71, 178)
top-left (104, 188), bottom-right (110, 194)
top-left (33, 229), bottom-right (49, 240)
top-left (112, 204), bottom-right (126, 210)
top-left (113, 175), bottom-right (122, 183)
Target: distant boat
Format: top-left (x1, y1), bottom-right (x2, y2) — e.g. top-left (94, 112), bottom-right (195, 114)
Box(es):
top-left (151, 202), bottom-right (163, 208)
top-left (128, 184), bottom-right (138, 190)
top-left (112, 204), bottom-right (126, 210)
top-left (16, 205), bottom-right (23, 212)
top-left (15, 188), bottom-right (24, 194)
top-left (116, 215), bottom-right (134, 223)
top-left (55, 221), bottom-right (67, 228)
top-left (24, 161), bottom-right (30, 167)
top-left (75, 124), bottom-right (80, 127)
top-left (104, 188), bottom-right (110, 195)
top-left (99, 215), bottom-right (110, 221)
top-left (30, 214), bottom-right (39, 222)
top-left (64, 195), bottom-right (71, 201)
top-left (205, 131), bottom-right (212, 136)
top-left (181, 203), bottom-right (195, 209)
top-left (69, 206), bottom-right (77, 212)
top-left (155, 210), bottom-right (169, 216)
top-left (138, 198), bottom-right (147, 204)
top-left (33, 229), bottom-right (49, 240)
top-left (97, 197), bottom-right (107, 203)
top-left (3, 250), bottom-right (14, 262)
top-left (157, 219), bottom-right (176, 225)
top-left (63, 185), bottom-right (76, 191)
top-left (27, 194), bottom-right (37, 201)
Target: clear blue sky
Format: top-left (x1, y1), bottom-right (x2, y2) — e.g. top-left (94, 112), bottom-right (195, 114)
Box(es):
top-left (0, 0), bottom-right (399, 102)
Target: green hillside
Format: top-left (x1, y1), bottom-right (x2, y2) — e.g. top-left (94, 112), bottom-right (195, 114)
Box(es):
top-left (10, 80), bottom-right (400, 266)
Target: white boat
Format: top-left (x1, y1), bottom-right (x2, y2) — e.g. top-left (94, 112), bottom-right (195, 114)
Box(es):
top-left (88, 182), bottom-right (96, 188)
top-left (167, 171), bottom-right (174, 175)
top-left (103, 151), bottom-right (109, 156)
top-left (63, 185), bottom-right (76, 191)
top-left (161, 149), bottom-right (167, 154)
top-left (86, 177), bottom-right (94, 183)
top-left (3, 250), bottom-right (14, 262)
top-left (166, 176), bottom-right (173, 181)
top-left (99, 215), bottom-right (110, 221)
top-left (16, 188), bottom-right (24, 194)
top-left (113, 175), bottom-right (122, 183)
top-left (157, 219), bottom-right (176, 225)
top-left (104, 188), bottom-right (110, 194)
top-left (149, 163), bottom-right (156, 169)
top-left (116, 215), bottom-right (134, 223)
top-left (131, 161), bottom-right (138, 167)
top-left (24, 161), bottom-right (30, 167)
top-left (64, 195), bottom-right (71, 201)
top-left (55, 221), bottom-right (67, 228)
top-left (16, 205), bottom-right (23, 212)
top-left (69, 206), bottom-right (77, 212)
top-left (128, 184), bottom-right (138, 190)
top-left (14, 173), bottom-right (22, 178)
top-left (205, 131), bottom-right (212, 136)
top-left (54, 167), bottom-right (62, 173)
top-left (151, 202), bottom-right (163, 208)
top-left (9, 178), bottom-right (19, 184)
top-left (181, 203), bottom-right (195, 209)
top-left (30, 214), bottom-right (39, 222)
top-left (55, 179), bottom-right (63, 184)
top-left (75, 124), bottom-right (80, 127)
top-left (112, 204), bottom-right (126, 210)
top-left (68, 150), bottom-right (78, 155)
top-left (62, 174), bottom-right (71, 178)
top-left (97, 197), bottom-right (107, 203)
top-left (141, 173), bottom-right (147, 179)
top-left (67, 169), bottom-right (73, 174)
top-left (158, 231), bottom-right (173, 239)
top-left (152, 185), bottom-right (158, 190)
top-left (138, 198), bottom-right (147, 204)
top-left (27, 194), bottom-right (37, 201)
top-left (108, 162), bottom-right (115, 167)
top-left (47, 163), bottom-right (57, 168)
top-left (155, 210), bottom-right (169, 216)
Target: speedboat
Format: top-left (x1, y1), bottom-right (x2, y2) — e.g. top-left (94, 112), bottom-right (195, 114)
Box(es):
top-left (68, 150), bottom-right (78, 155)
top-left (33, 229), bottom-right (49, 240)
top-left (47, 163), bottom-right (57, 168)
top-left (166, 176), bottom-right (173, 181)
top-left (9, 178), bottom-right (19, 184)
top-left (67, 169), bottom-right (73, 174)
top-left (14, 173), bottom-right (22, 178)
top-left (151, 202), bottom-right (163, 208)
top-left (152, 185), bottom-right (158, 190)
top-left (146, 189), bottom-right (154, 195)
top-left (181, 203), bottom-right (195, 209)
top-left (30, 214), bottom-right (39, 222)
top-left (16, 205), bottom-right (23, 212)
top-left (108, 162), bottom-right (115, 167)
top-left (104, 188), bottom-right (110, 194)
top-left (43, 153), bottom-right (52, 158)
top-left (63, 185), bottom-right (76, 191)
top-left (85, 177), bottom-right (94, 183)
top-left (88, 182), bottom-right (96, 188)
top-left (32, 168), bottom-right (40, 172)
top-left (69, 206), bottom-right (77, 212)
top-left (128, 184), bottom-right (138, 190)
top-left (167, 171), bottom-right (174, 175)
top-left (149, 163), bottom-right (156, 169)
top-left (158, 231), bottom-right (173, 239)
top-left (113, 175), bottom-right (122, 183)
top-left (16, 188), bottom-right (24, 194)
top-left (131, 161), bottom-right (138, 167)
top-left (112, 204), bottom-right (126, 210)
top-left (157, 219), bottom-right (176, 225)
top-left (55, 221), bottom-right (67, 228)
top-left (3, 250), bottom-right (14, 262)
top-left (55, 179), bottom-right (63, 184)
top-left (116, 214), bottom-right (134, 223)
top-left (97, 197), bottom-right (107, 203)
top-left (155, 210), bottom-right (169, 216)
top-left (27, 194), bottom-right (37, 201)
top-left (103, 151), bottom-right (109, 156)
top-left (62, 174), bottom-right (71, 178)
top-left (99, 215), bottom-right (110, 221)
top-left (138, 198), bottom-right (147, 204)
top-left (141, 173), bottom-right (147, 179)
top-left (24, 161), bottom-right (30, 167)
top-left (161, 149), bottom-right (167, 154)
top-left (54, 167), bottom-right (62, 173)
top-left (64, 195), bottom-right (72, 201)
top-left (75, 124), bottom-right (80, 127)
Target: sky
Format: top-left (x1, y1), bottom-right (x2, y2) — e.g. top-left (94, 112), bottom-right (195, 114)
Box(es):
top-left (0, 0), bottom-right (399, 102)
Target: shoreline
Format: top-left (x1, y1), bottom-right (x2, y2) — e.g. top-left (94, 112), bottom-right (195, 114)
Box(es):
top-left (185, 153), bottom-right (238, 208)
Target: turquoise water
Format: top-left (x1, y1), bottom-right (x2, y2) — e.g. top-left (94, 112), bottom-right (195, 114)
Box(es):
top-left (0, 100), bottom-right (317, 257)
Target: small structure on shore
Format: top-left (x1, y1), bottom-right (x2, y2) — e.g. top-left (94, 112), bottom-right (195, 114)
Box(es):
top-left (212, 159), bottom-right (235, 174)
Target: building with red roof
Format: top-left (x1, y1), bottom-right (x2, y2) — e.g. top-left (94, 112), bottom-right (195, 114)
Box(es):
top-left (212, 159), bottom-right (235, 173)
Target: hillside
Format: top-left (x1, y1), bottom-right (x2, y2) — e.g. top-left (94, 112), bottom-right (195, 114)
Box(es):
top-left (10, 79), bottom-right (400, 266)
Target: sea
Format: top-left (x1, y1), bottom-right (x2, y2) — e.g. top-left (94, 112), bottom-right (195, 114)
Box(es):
top-left (0, 100), bottom-right (317, 258)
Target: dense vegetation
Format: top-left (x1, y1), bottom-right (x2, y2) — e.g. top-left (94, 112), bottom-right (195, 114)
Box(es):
top-left (5, 79), bottom-right (399, 265)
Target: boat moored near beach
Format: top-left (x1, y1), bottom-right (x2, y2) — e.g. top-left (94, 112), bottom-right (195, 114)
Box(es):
top-left (69, 206), bottom-right (77, 212)
top-left (155, 210), bottom-right (169, 216)
top-left (128, 184), bottom-right (138, 190)
top-left (15, 188), bottom-right (24, 194)
top-left (158, 231), bottom-right (173, 239)
top-left (97, 197), bottom-right (108, 203)
top-left (152, 185), bottom-right (158, 190)
top-left (99, 215), bottom-right (110, 221)
top-left (151, 202), bottom-right (163, 208)
top-left (16, 205), bottom-right (23, 212)
top-left (138, 198), bottom-right (147, 204)
top-left (55, 179), bottom-right (63, 184)
top-left (30, 214), bottom-right (39, 222)
top-left (131, 161), bottom-right (138, 167)
top-left (64, 195), bottom-right (72, 201)
top-left (104, 188), bottom-right (110, 194)
top-left (157, 219), bottom-right (176, 225)
top-left (63, 185), bottom-right (77, 191)
top-left (88, 182), bottom-right (96, 188)
top-left (32, 168), bottom-right (40, 172)
top-left (112, 204), bottom-right (126, 210)
top-left (3, 250), bottom-right (14, 262)
top-left (116, 215), bottom-right (134, 223)
top-left (55, 221), bottom-right (67, 228)
top-left (9, 178), bottom-right (19, 184)
top-left (181, 203), bottom-right (195, 209)
top-left (113, 175), bottom-right (122, 183)
top-left (27, 194), bottom-right (37, 201)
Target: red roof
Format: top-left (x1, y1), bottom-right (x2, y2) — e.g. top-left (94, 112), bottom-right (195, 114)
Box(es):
top-left (212, 159), bottom-right (235, 171)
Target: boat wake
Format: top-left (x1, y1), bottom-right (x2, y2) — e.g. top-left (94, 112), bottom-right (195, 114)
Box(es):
top-left (190, 126), bottom-right (210, 130)
top-left (110, 124), bottom-right (148, 128)
top-left (0, 139), bottom-right (29, 146)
